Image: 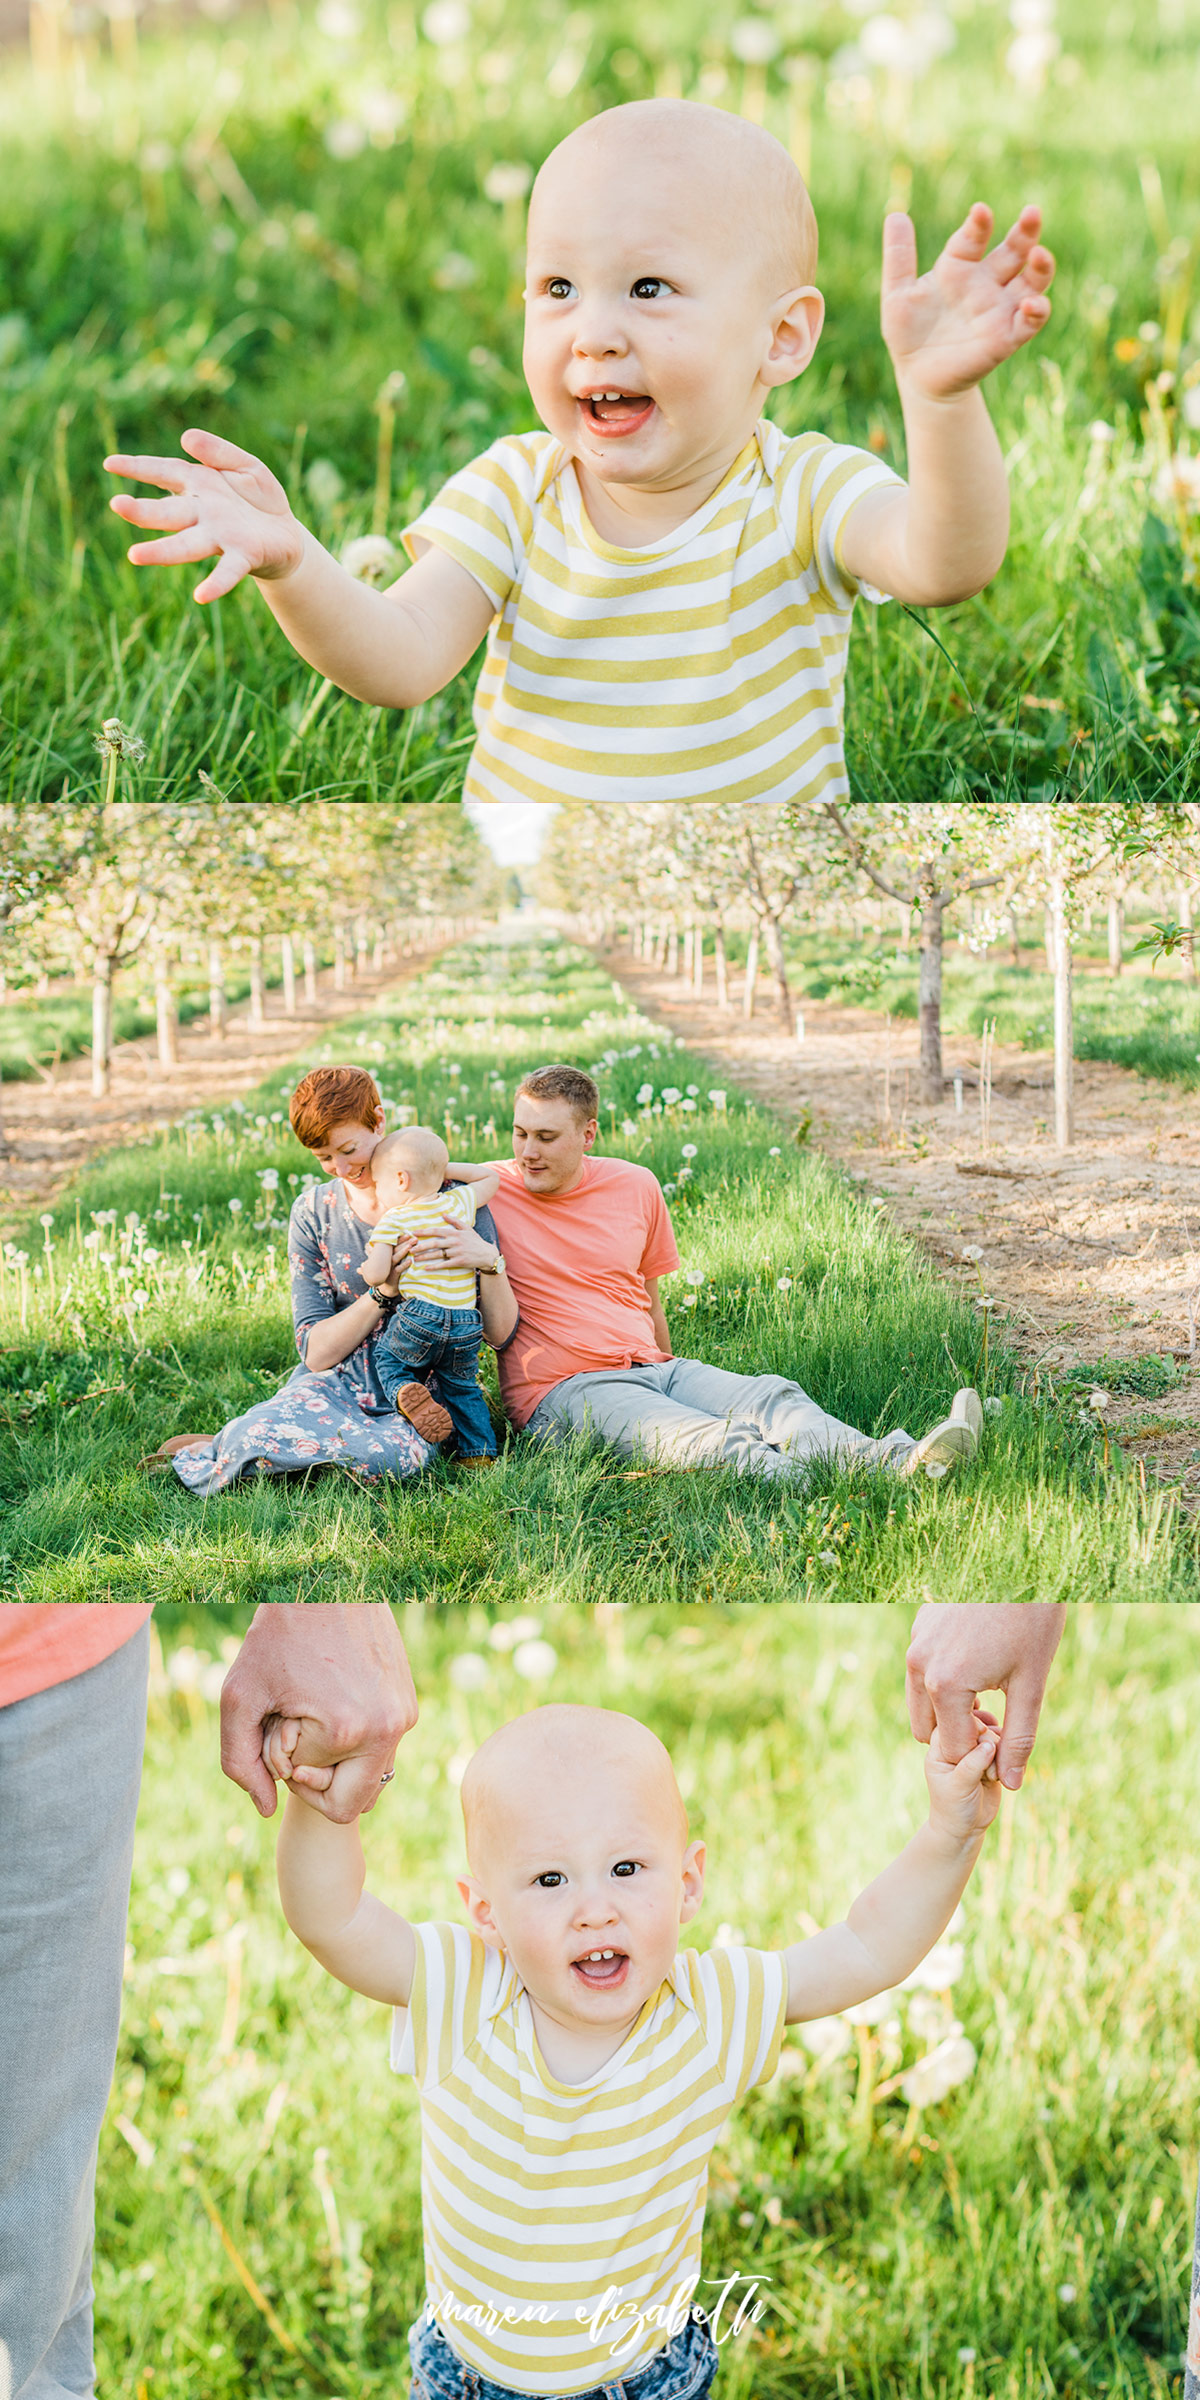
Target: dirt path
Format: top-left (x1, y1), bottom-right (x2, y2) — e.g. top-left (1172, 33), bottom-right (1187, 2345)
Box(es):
top-left (0, 947), bottom-right (441, 1234)
top-left (604, 946), bottom-right (1200, 1499)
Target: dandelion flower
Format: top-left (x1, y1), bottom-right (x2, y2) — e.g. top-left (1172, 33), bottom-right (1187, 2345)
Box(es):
top-left (777, 1275), bottom-right (793, 1292)
top-left (512, 1639), bottom-right (557, 1683)
top-left (448, 1652), bottom-right (489, 1692)
top-left (39, 1213), bottom-right (54, 1229)
top-left (341, 534), bottom-right (400, 584)
top-left (636, 1083), bottom-right (654, 1105)
top-left (1058, 2284), bottom-right (1076, 2305)
top-left (973, 1294), bottom-right (997, 1312)
top-left (228, 1198), bottom-right (244, 1216)
top-left (768, 1146), bottom-right (781, 1158)
top-left (708, 1090), bottom-right (727, 1110)
top-left (900, 2034), bottom-right (977, 2106)
top-left (961, 1245), bottom-right (983, 1263)
top-left (94, 718), bottom-right (146, 765)
top-left (681, 1142), bottom-right (699, 1159)
top-left (661, 1086), bottom-right (682, 1105)
top-left (817, 1549), bottom-right (838, 1567)
top-left (1088, 1388), bottom-right (1112, 1413)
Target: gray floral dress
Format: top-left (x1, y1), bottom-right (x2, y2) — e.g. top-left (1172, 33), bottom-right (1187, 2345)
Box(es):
top-left (173, 1180), bottom-right (505, 1494)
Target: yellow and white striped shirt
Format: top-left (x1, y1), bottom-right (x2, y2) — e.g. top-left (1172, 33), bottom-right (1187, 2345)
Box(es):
top-left (402, 419), bottom-right (900, 806)
top-left (390, 1920), bottom-right (788, 2395)
top-left (372, 1185), bottom-right (477, 1308)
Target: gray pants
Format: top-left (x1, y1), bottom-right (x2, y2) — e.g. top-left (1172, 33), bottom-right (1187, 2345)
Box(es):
top-left (0, 1624), bottom-right (150, 2400)
top-left (524, 1359), bottom-right (917, 1478)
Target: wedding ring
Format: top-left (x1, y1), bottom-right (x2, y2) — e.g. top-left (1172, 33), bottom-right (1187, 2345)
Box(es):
top-left (379, 1768), bottom-right (396, 1784)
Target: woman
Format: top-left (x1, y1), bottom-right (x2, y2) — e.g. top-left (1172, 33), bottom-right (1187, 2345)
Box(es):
top-left (154, 1066), bottom-right (517, 1494)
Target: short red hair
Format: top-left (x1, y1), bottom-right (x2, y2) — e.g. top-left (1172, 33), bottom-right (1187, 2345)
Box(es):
top-left (289, 1065), bottom-right (382, 1151)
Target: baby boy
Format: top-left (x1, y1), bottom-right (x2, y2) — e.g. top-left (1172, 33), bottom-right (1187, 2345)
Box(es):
top-left (105, 100), bottom-right (1054, 807)
top-left (267, 1694), bottom-right (1002, 2398)
top-left (363, 1127), bottom-right (500, 1463)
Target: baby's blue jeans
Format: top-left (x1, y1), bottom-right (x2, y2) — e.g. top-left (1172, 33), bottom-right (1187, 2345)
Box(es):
top-left (408, 2307), bottom-right (720, 2400)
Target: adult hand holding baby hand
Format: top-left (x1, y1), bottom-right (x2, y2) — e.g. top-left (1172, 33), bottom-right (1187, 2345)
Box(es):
top-left (906, 1601), bottom-right (1066, 1791)
top-left (221, 1602), bottom-right (417, 1821)
top-left (923, 1712), bottom-right (1004, 1844)
top-left (881, 201), bottom-right (1055, 400)
top-left (105, 427), bottom-right (306, 604)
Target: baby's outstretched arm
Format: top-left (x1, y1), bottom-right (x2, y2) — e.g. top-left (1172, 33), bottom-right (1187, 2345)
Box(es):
top-left (442, 1164), bottom-right (502, 1204)
top-left (782, 1714), bottom-right (1001, 2024)
top-left (842, 202), bottom-right (1054, 607)
top-left (103, 429), bottom-right (493, 708)
top-left (274, 1758), bottom-right (416, 2006)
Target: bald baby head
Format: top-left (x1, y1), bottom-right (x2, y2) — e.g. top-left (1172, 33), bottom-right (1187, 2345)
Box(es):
top-left (530, 100), bottom-right (818, 296)
top-left (372, 1125), bottom-right (448, 1195)
top-left (461, 1705), bottom-right (689, 1882)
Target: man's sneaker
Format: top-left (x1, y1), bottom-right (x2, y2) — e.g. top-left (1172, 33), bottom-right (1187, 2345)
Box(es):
top-left (394, 1383), bottom-right (453, 1444)
top-left (901, 1388), bottom-right (984, 1480)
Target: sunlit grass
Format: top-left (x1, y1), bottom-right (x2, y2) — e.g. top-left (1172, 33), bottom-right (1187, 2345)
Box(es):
top-left (0, 933), bottom-right (1193, 1600)
top-left (96, 1602), bottom-right (1200, 2399)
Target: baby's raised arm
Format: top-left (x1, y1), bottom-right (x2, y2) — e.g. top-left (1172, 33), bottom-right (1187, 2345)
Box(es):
top-left (444, 1163), bottom-right (502, 1202)
top-left (275, 1783), bottom-right (416, 2005)
top-left (782, 1716), bottom-right (1001, 2024)
top-left (104, 428), bottom-right (493, 708)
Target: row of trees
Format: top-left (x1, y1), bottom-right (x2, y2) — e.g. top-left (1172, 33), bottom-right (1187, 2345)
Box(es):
top-left (0, 799), bottom-right (499, 1138)
top-left (537, 800), bottom-right (1200, 1148)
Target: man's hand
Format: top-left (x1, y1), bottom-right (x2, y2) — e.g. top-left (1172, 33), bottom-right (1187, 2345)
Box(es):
top-left (105, 427), bottom-right (307, 604)
top-left (220, 1603), bottom-right (417, 1822)
top-left (882, 202), bottom-right (1054, 401)
top-left (906, 1602), bottom-right (1065, 1790)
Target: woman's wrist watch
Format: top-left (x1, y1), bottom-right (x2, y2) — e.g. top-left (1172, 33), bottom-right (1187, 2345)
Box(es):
top-left (481, 1250), bottom-right (507, 1276)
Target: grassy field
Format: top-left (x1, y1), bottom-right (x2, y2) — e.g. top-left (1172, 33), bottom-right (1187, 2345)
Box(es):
top-left (95, 1601), bottom-right (1200, 2400)
top-left (0, 932), bottom-right (1193, 1602)
top-left (1, 0), bottom-right (1199, 803)
top-left (725, 924), bottom-right (1200, 1093)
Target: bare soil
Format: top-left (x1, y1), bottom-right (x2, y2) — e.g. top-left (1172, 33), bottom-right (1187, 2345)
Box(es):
top-left (605, 946), bottom-right (1200, 1504)
top-left (0, 947), bottom-right (439, 1231)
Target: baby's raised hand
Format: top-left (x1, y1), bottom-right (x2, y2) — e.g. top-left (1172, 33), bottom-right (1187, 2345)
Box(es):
top-left (924, 1710), bottom-right (1003, 1842)
top-left (881, 202), bottom-right (1054, 401)
top-left (105, 427), bottom-right (306, 604)
top-left (262, 1713), bottom-right (336, 1808)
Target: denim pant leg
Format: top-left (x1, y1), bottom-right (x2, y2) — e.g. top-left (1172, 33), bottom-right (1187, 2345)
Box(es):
top-left (0, 1624), bottom-right (151, 2400)
top-left (376, 1308), bottom-right (438, 1409)
top-left (435, 1335), bottom-right (496, 1459)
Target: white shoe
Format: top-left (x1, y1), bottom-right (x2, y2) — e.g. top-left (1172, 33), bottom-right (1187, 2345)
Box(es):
top-left (901, 1388), bottom-right (983, 1480)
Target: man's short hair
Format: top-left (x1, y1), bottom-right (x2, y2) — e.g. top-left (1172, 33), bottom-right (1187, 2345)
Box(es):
top-left (515, 1065), bottom-right (599, 1123)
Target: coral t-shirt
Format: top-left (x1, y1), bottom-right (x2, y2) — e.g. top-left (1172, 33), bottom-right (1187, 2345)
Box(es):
top-left (0, 1604), bottom-right (152, 1709)
top-left (487, 1155), bottom-right (680, 1429)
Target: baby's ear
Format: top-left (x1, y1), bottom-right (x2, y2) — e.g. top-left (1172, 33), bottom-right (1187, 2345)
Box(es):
top-left (762, 287), bottom-right (825, 388)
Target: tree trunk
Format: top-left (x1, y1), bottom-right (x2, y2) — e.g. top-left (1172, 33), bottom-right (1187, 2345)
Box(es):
top-left (355, 915), bottom-right (369, 977)
top-left (1008, 910), bottom-right (1020, 966)
top-left (154, 939), bottom-right (178, 1069)
top-left (666, 922), bottom-right (679, 977)
top-left (693, 926), bottom-right (705, 995)
top-left (92, 956), bottom-right (113, 1098)
top-left (281, 932), bottom-right (297, 1015)
top-left (1043, 906), bottom-right (1055, 975)
top-left (209, 942), bottom-right (226, 1042)
top-left (304, 938), bottom-right (318, 1006)
top-left (917, 895), bottom-right (945, 1104)
top-left (763, 916), bottom-right (792, 1023)
top-left (895, 902), bottom-right (911, 955)
top-left (1051, 879), bottom-right (1073, 1148)
top-left (714, 922), bottom-right (729, 1010)
top-left (742, 927), bottom-right (760, 1020)
top-left (681, 925), bottom-right (693, 981)
top-left (374, 926), bottom-right (384, 972)
top-left (248, 936), bottom-right (265, 1031)
top-left (334, 927), bottom-right (347, 991)
top-left (1107, 898), bottom-right (1123, 976)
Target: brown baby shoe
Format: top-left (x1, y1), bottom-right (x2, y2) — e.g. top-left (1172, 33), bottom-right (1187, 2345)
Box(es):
top-left (394, 1383), bottom-right (454, 1444)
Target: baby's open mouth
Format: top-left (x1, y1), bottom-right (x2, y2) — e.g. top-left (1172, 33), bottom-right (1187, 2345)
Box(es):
top-left (580, 392), bottom-right (655, 437)
top-left (571, 1948), bottom-right (629, 1987)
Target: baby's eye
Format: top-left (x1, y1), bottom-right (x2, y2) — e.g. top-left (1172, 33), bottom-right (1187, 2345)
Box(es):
top-left (535, 1871), bottom-right (566, 1888)
top-left (630, 278), bottom-right (669, 300)
top-left (544, 278), bottom-right (574, 301)
top-left (612, 1860), bottom-right (640, 1878)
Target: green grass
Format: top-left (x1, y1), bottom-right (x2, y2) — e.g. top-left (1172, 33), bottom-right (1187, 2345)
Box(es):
top-left (0, 952), bottom-right (331, 1082)
top-left (742, 925), bottom-right (1200, 1094)
top-left (2, 0), bottom-right (1200, 802)
top-left (96, 1602), bottom-right (1199, 2399)
top-left (0, 932), bottom-right (1193, 1601)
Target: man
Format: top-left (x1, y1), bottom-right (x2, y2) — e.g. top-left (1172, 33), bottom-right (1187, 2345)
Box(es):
top-left (471, 1064), bottom-right (982, 1481)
